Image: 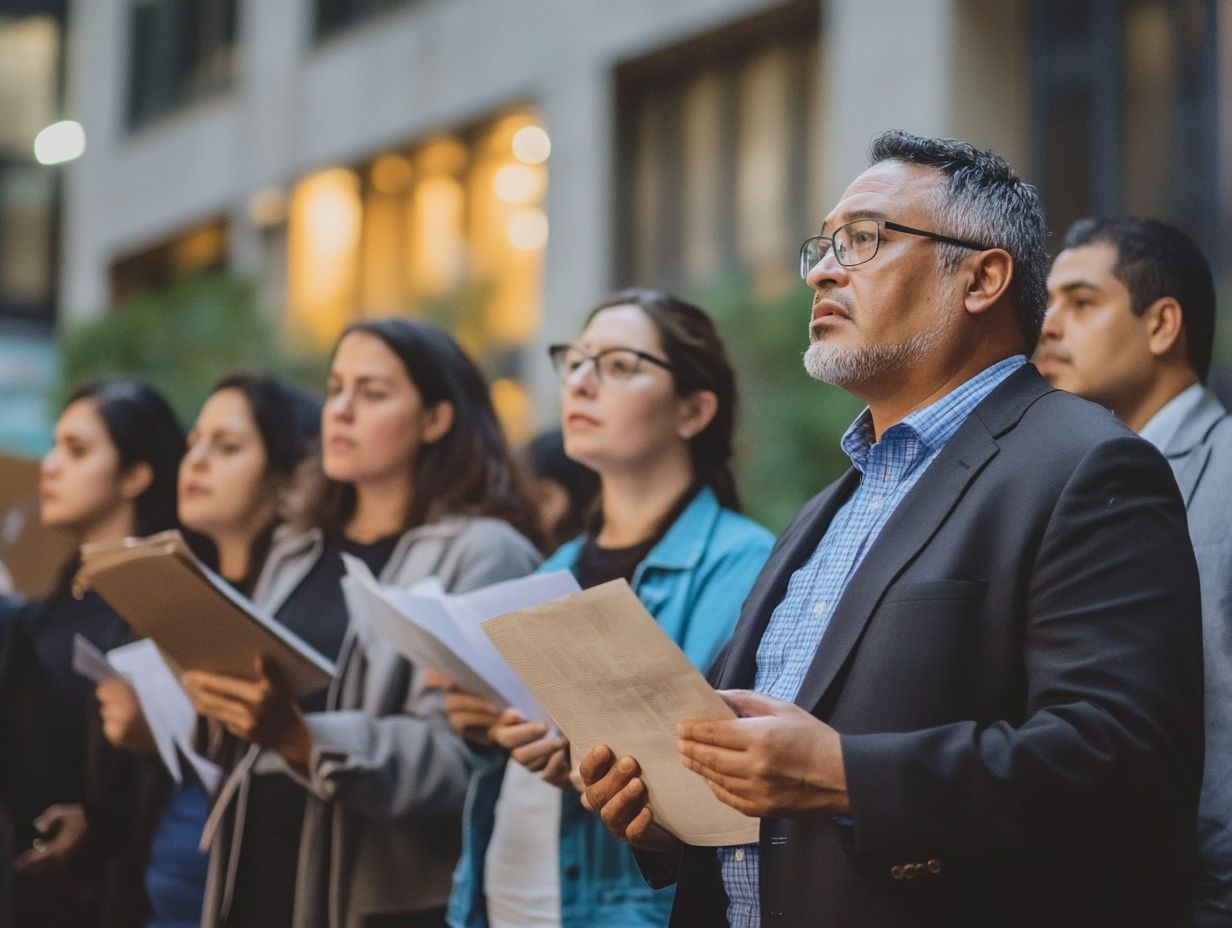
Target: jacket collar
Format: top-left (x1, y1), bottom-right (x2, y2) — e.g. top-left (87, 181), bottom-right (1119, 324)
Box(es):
top-left (639, 486), bottom-right (722, 572)
top-left (1161, 387), bottom-right (1229, 458)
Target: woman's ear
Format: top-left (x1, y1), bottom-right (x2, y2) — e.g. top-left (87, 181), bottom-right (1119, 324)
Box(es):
top-left (422, 400), bottom-right (456, 444)
top-left (118, 460), bottom-right (154, 503)
top-left (676, 390), bottom-right (718, 441)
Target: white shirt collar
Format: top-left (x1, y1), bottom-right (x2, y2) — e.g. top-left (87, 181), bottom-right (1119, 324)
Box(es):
top-left (1138, 382), bottom-right (1205, 450)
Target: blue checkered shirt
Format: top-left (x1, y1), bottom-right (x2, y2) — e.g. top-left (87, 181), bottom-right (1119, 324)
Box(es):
top-left (718, 355), bottom-right (1027, 927)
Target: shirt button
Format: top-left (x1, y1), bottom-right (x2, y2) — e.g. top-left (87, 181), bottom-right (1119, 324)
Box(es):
top-left (565, 865), bottom-right (580, 880)
top-left (735, 848), bottom-right (745, 862)
top-left (812, 601), bottom-right (827, 616)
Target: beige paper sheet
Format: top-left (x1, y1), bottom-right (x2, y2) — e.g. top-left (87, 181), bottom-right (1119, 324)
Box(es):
top-left (482, 579), bottom-right (759, 846)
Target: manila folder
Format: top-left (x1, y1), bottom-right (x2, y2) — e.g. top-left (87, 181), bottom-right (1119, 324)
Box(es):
top-left (77, 531), bottom-right (334, 697)
top-left (482, 579), bottom-right (759, 846)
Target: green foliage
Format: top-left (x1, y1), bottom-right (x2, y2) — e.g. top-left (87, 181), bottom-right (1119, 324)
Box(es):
top-left (702, 275), bottom-right (863, 533)
top-left (57, 272), bottom-right (329, 426)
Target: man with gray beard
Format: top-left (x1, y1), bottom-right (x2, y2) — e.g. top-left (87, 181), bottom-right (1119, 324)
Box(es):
top-left (577, 130), bottom-right (1204, 927)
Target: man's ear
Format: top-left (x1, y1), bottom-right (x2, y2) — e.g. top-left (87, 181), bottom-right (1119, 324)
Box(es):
top-left (422, 400), bottom-right (456, 444)
top-left (963, 249), bottom-right (1014, 317)
top-left (119, 460), bottom-right (154, 503)
top-left (1143, 297), bottom-right (1185, 359)
top-left (676, 390), bottom-right (718, 441)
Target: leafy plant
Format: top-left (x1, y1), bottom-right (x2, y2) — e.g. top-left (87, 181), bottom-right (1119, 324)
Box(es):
top-left (57, 271), bottom-right (328, 425)
top-left (702, 275), bottom-right (863, 533)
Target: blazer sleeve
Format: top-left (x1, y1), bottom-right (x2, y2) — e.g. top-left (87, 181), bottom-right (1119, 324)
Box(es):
top-left (294, 525), bottom-right (542, 819)
top-left (840, 435), bottom-right (1205, 858)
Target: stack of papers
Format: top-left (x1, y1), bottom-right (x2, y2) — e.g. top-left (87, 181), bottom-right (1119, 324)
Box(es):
top-left (73, 635), bottom-right (221, 793)
top-left (75, 531), bottom-right (334, 697)
top-left (341, 557), bottom-right (579, 721)
top-left (482, 579), bottom-right (761, 847)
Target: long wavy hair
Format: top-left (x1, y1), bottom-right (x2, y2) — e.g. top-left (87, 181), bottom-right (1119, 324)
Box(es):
top-left (293, 318), bottom-right (539, 545)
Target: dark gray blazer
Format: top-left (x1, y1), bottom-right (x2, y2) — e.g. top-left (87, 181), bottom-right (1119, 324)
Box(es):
top-left (666, 366), bottom-right (1204, 928)
top-left (1157, 388), bottom-right (1232, 927)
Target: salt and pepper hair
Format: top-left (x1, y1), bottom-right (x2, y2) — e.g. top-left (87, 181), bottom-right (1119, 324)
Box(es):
top-left (869, 130), bottom-right (1050, 352)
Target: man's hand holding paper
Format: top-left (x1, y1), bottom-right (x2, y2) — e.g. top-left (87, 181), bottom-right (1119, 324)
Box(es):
top-left (481, 580), bottom-right (760, 846)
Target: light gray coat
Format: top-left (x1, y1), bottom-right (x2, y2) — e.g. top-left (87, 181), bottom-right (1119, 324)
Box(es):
top-left (1159, 388), bottom-right (1232, 925)
top-left (200, 516), bottom-right (540, 928)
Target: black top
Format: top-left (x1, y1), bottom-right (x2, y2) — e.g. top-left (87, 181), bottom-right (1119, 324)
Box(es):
top-left (576, 536), bottom-right (655, 589)
top-left (225, 531), bottom-right (399, 928)
top-left (3, 585), bottom-right (129, 838)
top-left (575, 487), bottom-right (697, 590)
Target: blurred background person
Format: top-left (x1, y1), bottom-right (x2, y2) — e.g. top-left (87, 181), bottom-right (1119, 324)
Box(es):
top-left (519, 429), bottom-right (598, 554)
top-left (94, 372), bottom-right (321, 928)
top-left (182, 319), bottom-right (542, 928)
top-left (1039, 216), bottom-right (1232, 926)
top-left (0, 379), bottom-right (186, 928)
top-left (443, 290), bottom-right (774, 928)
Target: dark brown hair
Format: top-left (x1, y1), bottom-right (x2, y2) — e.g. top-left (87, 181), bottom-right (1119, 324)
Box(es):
top-left (294, 318), bottom-right (539, 544)
top-left (586, 289), bottom-right (741, 512)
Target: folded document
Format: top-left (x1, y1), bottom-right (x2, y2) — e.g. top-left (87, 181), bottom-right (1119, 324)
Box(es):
top-left (482, 579), bottom-right (761, 846)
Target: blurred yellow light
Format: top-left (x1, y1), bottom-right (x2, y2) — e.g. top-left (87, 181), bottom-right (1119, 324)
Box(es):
top-left (288, 168), bottom-right (362, 345)
top-left (507, 208), bottom-right (548, 251)
top-left (493, 163), bottom-right (544, 205)
top-left (33, 120), bottom-right (85, 165)
top-left (371, 154), bottom-right (412, 194)
top-left (491, 378), bottom-right (534, 444)
top-left (417, 137), bottom-right (468, 175)
top-left (248, 187), bottom-right (288, 227)
top-left (512, 125), bottom-right (551, 164)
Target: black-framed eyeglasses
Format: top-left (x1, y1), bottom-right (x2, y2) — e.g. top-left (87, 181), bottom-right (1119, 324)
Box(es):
top-left (799, 219), bottom-right (995, 277)
top-left (547, 344), bottom-right (673, 385)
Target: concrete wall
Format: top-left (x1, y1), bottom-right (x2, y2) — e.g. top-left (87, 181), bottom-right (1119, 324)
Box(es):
top-left (57, 0), bottom-right (1034, 420)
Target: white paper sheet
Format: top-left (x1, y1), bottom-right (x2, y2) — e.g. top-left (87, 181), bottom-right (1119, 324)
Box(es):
top-left (71, 634), bottom-right (119, 685)
top-left (340, 555), bottom-right (576, 721)
top-left (107, 639), bottom-right (222, 793)
top-left (482, 579), bottom-right (761, 847)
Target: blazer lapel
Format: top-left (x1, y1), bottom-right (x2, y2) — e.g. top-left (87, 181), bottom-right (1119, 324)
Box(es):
top-left (789, 374), bottom-right (1038, 714)
top-left (716, 470), bottom-right (860, 690)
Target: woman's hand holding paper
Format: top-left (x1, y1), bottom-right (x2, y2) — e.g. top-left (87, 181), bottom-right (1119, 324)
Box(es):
top-left (96, 677), bottom-right (157, 754)
top-left (428, 669), bottom-right (503, 746)
top-left (181, 657), bottom-right (312, 772)
top-left (491, 708), bottom-right (568, 774)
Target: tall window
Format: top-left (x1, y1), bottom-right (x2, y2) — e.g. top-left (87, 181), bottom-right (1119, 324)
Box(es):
top-left (128, 0), bottom-right (237, 130)
top-left (0, 11), bottom-right (61, 325)
top-left (109, 219), bottom-right (228, 302)
top-left (616, 1), bottom-right (822, 299)
top-left (314, 0), bottom-right (419, 41)
top-left (285, 109), bottom-right (549, 439)
top-left (1032, 0), bottom-right (1219, 261)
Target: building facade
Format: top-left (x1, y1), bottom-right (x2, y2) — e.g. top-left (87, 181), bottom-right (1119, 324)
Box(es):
top-left (0, 0), bottom-right (1227, 450)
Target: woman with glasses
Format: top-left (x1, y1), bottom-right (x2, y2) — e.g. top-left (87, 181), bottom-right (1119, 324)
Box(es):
top-left (442, 289), bottom-right (774, 928)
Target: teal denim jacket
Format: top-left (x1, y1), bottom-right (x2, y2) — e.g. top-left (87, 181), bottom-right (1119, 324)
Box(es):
top-left (446, 488), bottom-right (773, 928)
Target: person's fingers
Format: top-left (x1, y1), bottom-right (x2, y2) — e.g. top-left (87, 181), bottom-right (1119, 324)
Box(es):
top-left (511, 735), bottom-right (568, 771)
top-left (596, 775), bottom-right (652, 839)
top-left (577, 744), bottom-right (615, 787)
top-left (677, 716), bottom-right (746, 749)
top-left (681, 752), bottom-right (750, 794)
top-left (678, 738), bottom-right (750, 777)
top-left (496, 707), bottom-right (525, 726)
top-left (14, 847), bottom-right (52, 873)
top-left (582, 755), bottom-right (641, 814)
top-left (184, 669), bottom-right (266, 705)
top-left (33, 805), bottom-right (64, 835)
top-left (491, 720), bottom-right (550, 751)
top-left (443, 691), bottom-right (499, 716)
top-left (421, 669), bottom-right (454, 690)
top-left (704, 777), bottom-right (759, 817)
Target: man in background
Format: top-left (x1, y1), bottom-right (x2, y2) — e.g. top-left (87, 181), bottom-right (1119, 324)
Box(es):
top-left (1040, 216), bottom-right (1232, 926)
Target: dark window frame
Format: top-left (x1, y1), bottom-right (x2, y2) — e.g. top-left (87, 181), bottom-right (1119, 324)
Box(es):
top-left (126, 0), bottom-right (238, 131)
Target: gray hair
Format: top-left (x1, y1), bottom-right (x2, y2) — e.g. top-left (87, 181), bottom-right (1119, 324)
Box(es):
top-left (868, 130), bottom-right (1049, 351)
